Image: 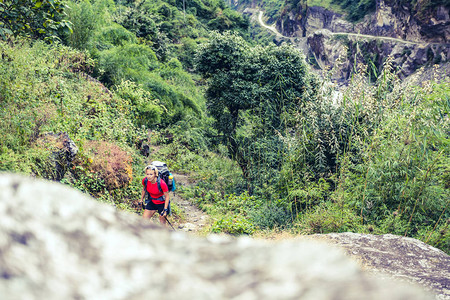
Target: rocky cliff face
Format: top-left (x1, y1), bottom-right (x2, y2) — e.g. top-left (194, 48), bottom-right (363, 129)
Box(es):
top-left (275, 0), bottom-right (449, 83)
top-left (277, 6), bottom-right (351, 38)
top-left (1, 173), bottom-right (448, 299)
top-left (358, 0), bottom-right (450, 43)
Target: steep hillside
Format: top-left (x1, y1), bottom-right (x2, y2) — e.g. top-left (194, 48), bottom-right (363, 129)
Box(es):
top-left (1, 0), bottom-right (448, 258)
top-left (241, 0), bottom-right (450, 83)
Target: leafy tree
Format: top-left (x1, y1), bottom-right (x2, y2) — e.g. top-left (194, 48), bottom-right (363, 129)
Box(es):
top-left (195, 31), bottom-right (317, 186)
top-left (0, 0), bottom-right (72, 41)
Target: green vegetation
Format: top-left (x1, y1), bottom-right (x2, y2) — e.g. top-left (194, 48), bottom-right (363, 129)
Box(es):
top-left (191, 51), bottom-right (450, 252)
top-left (0, 39), bottom-right (142, 205)
top-left (308, 0), bottom-right (342, 12)
top-left (195, 31), bottom-right (317, 191)
top-left (0, 0), bottom-right (73, 41)
top-left (331, 0), bottom-right (376, 22)
top-left (0, 0), bottom-right (448, 255)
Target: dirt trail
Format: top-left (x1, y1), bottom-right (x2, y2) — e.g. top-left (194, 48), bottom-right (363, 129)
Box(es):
top-left (144, 147), bottom-right (210, 232)
top-left (258, 11), bottom-right (288, 39)
top-left (170, 173), bottom-right (210, 233)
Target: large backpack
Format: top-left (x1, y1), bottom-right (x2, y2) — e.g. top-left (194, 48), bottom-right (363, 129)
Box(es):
top-left (148, 160), bottom-right (176, 192)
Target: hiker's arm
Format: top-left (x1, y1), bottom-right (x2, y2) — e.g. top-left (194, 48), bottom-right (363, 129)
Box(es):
top-left (162, 191), bottom-right (170, 216)
top-left (164, 191), bottom-right (169, 209)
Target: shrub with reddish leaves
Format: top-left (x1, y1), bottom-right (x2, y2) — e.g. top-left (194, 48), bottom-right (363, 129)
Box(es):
top-left (84, 141), bottom-right (133, 191)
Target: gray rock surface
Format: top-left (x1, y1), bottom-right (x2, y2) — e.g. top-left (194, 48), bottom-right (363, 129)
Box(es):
top-left (35, 132), bottom-right (78, 181)
top-left (306, 28), bottom-right (449, 82)
top-left (271, 0), bottom-right (449, 83)
top-left (0, 174), bottom-right (437, 300)
top-left (317, 233), bottom-right (450, 300)
top-left (355, 0), bottom-right (449, 43)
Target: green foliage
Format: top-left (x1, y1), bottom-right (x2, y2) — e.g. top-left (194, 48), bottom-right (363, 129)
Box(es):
top-left (195, 31), bottom-right (317, 188)
top-left (0, 39), bottom-right (141, 189)
top-left (172, 37), bottom-right (206, 70)
top-left (114, 80), bottom-right (164, 126)
top-left (294, 201), bottom-right (365, 234)
top-left (197, 191), bottom-right (260, 216)
top-left (283, 177), bottom-right (331, 215)
top-left (211, 215), bottom-right (255, 235)
top-left (112, 0), bottom-right (249, 60)
top-left (63, 0), bottom-right (104, 49)
top-left (307, 0), bottom-right (343, 12)
top-left (60, 0), bottom-right (207, 127)
top-left (62, 165), bottom-right (107, 196)
top-left (92, 24), bottom-right (138, 50)
top-left (0, 0), bottom-right (72, 41)
top-left (207, 7), bottom-right (249, 32)
top-left (188, 188), bottom-right (259, 234)
top-left (250, 202), bottom-right (293, 229)
top-left (331, 0), bottom-right (376, 22)
top-left (95, 43), bottom-right (158, 85)
top-left (340, 81), bottom-right (450, 234)
top-left (0, 145), bottom-right (60, 178)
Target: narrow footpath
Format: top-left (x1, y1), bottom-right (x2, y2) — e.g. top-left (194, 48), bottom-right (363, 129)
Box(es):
top-left (166, 173), bottom-right (210, 233)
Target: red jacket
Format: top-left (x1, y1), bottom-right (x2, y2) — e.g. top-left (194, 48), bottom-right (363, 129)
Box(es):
top-left (142, 177), bottom-right (168, 204)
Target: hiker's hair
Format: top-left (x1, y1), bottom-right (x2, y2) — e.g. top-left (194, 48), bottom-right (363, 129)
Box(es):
top-left (145, 165), bottom-right (159, 176)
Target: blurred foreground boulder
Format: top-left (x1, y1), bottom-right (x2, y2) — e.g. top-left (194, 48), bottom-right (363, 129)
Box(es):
top-left (0, 174), bottom-right (438, 300)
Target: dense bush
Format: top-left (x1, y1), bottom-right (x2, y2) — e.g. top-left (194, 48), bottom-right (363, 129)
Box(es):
top-left (294, 201), bottom-right (365, 234)
top-left (82, 140), bottom-right (133, 190)
top-left (250, 202), bottom-right (293, 230)
top-left (211, 215), bottom-right (255, 235)
top-left (338, 79), bottom-right (450, 240)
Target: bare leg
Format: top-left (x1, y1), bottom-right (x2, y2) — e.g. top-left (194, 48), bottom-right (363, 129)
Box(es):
top-left (143, 209), bottom-right (156, 219)
top-left (159, 215), bottom-right (167, 226)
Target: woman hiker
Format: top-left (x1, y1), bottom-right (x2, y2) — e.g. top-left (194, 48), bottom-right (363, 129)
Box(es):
top-left (139, 165), bottom-right (170, 226)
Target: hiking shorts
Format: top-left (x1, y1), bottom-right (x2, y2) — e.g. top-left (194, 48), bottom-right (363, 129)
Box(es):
top-left (145, 200), bottom-right (171, 215)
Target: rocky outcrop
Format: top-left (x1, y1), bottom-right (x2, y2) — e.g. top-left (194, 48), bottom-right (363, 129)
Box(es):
top-left (277, 0), bottom-right (449, 43)
top-left (316, 233), bottom-right (450, 300)
top-left (34, 132), bottom-right (78, 181)
top-left (277, 6), bottom-right (353, 38)
top-left (273, 0), bottom-right (450, 83)
top-left (306, 29), bottom-right (450, 81)
top-left (354, 0), bottom-right (450, 43)
top-left (0, 173), bottom-right (441, 299)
